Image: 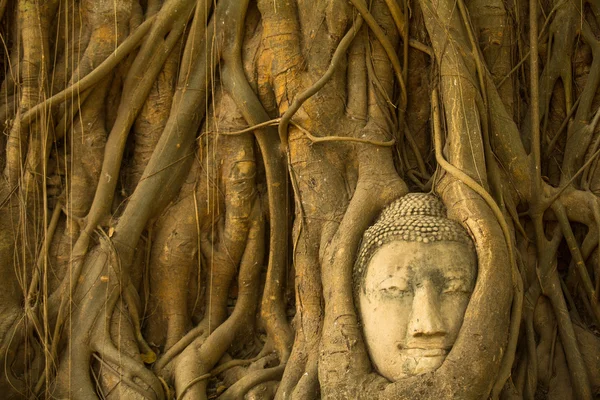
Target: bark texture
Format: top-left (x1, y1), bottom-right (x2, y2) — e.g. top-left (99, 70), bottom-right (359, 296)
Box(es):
top-left (0, 0), bottom-right (599, 399)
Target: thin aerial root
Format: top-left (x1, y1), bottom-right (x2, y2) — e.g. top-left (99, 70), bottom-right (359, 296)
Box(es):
top-left (202, 118), bottom-right (282, 137)
top-left (90, 361), bottom-right (107, 399)
top-left (26, 202), bottom-right (62, 308)
top-left (581, 105), bottom-right (600, 188)
top-left (545, 95), bottom-right (581, 159)
top-left (541, 262), bottom-right (593, 399)
top-left (591, 202), bottom-right (600, 300)
top-left (211, 355), bottom-right (265, 376)
top-left (92, 353), bottom-right (155, 399)
top-left (20, 16), bottom-right (157, 128)
top-left (221, 0), bottom-right (292, 361)
top-left (278, 14), bottom-right (363, 148)
top-left (432, 88), bottom-right (523, 397)
top-left (560, 278), bottom-right (582, 324)
top-left (402, 124), bottom-right (429, 178)
top-left (348, 0), bottom-right (407, 106)
top-left (123, 284), bottom-right (156, 364)
top-left (172, 200), bottom-right (264, 399)
top-left (158, 376), bottom-right (172, 400)
top-left (409, 39), bottom-right (433, 57)
top-left (94, 338), bottom-right (165, 400)
top-left (383, 0), bottom-right (406, 41)
top-left (525, 225), bottom-right (562, 399)
top-left (218, 365), bottom-right (286, 400)
top-left (552, 201), bottom-right (600, 323)
top-left (176, 374), bottom-right (211, 400)
top-left (53, 88), bottom-right (94, 141)
top-left (155, 326), bottom-right (204, 372)
top-left (497, 1), bottom-right (561, 89)
top-left (290, 121), bottom-right (393, 147)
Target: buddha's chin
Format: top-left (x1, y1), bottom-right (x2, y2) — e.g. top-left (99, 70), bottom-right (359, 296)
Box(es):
top-left (378, 350), bottom-right (448, 381)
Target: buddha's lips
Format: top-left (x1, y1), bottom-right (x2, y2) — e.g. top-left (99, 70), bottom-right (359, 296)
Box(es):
top-left (399, 348), bottom-right (449, 357)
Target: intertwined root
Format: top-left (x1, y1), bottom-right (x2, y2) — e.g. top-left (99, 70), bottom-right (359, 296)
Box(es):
top-left (1, 0), bottom-right (600, 399)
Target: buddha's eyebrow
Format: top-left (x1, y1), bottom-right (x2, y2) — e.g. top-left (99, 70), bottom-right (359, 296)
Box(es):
top-left (377, 275), bottom-right (409, 286)
top-left (443, 271), bottom-right (474, 284)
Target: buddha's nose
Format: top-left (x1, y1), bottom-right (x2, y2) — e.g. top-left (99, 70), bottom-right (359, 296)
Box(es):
top-left (407, 281), bottom-right (447, 337)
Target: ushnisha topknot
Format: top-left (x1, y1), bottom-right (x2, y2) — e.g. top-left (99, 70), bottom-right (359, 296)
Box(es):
top-left (353, 193), bottom-right (475, 298)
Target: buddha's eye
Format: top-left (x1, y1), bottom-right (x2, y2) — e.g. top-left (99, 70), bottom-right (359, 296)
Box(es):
top-left (442, 280), bottom-right (470, 294)
top-left (379, 285), bottom-right (410, 296)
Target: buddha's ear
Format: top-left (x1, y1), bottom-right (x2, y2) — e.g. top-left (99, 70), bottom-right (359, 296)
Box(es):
top-left (433, 176), bottom-right (513, 394)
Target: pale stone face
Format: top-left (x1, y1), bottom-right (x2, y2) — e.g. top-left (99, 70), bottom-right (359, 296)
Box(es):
top-left (359, 240), bottom-right (476, 381)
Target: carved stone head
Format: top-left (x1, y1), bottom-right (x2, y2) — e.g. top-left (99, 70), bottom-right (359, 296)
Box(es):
top-left (354, 193), bottom-right (477, 381)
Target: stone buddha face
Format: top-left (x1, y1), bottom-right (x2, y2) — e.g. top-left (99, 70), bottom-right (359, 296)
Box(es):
top-left (359, 240), bottom-right (476, 381)
top-left (354, 193), bottom-right (477, 382)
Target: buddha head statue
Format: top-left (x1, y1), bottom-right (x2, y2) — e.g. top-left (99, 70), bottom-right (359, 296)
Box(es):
top-left (354, 193), bottom-right (477, 381)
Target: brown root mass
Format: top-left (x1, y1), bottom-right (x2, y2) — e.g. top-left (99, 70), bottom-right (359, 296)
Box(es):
top-left (0, 0), bottom-right (599, 399)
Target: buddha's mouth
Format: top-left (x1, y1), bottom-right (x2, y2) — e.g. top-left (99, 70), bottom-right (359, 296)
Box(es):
top-left (399, 347), bottom-right (449, 357)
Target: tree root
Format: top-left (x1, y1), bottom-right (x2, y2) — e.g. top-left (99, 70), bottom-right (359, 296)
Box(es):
top-left (218, 365), bottom-right (286, 400)
top-left (93, 343), bottom-right (159, 399)
top-left (173, 200), bottom-right (264, 400)
top-left (3, 1), bottom-right (600, 399)
top-left (48, 238), bottom-right (164, 400)
top-left (552, 201), bottom-right (600, 322)
top-left (348, 0), bottom-right (407, 107)
top-left (222, 0), bottom-right (293, 361)
top-left (277, 13), bottom-right (363, 148)
top-left (432, 88), bottom-right (523, 397)
top-left (20, 15), bottom-right (156, 130)
top-left (154, 326), bottom-right (204, 373)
